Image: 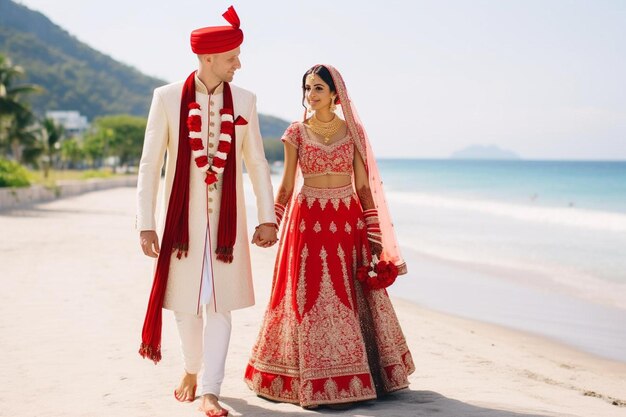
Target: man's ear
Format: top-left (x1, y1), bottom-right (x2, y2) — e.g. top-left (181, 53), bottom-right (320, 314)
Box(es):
top-left (198, 54), bottom-right (212, 64)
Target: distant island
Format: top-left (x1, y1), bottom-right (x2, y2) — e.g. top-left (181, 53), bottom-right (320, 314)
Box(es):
top-left (450, 145), bottom-right (521, 160)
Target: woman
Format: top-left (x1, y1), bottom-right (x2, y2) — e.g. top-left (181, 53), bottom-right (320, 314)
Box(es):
top-left (245, 65), bottom-right (414, 408)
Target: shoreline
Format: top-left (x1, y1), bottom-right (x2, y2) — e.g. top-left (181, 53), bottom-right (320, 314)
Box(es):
top-left (399, 246), bottom-right (626, 312)
top-left (389, 248), bottom-right (626, 364)
top-left (1, 186), bottom-right (625, 416)
top-left (394, 292), bottom-right (626, 370)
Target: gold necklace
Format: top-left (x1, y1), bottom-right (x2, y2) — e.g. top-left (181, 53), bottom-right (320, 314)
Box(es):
top-left (306, 113), bottom-right (342, 144)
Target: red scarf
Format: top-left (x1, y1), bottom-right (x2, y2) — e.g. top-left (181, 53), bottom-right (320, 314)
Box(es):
top-left (139, 72), bottom-right (238, 363)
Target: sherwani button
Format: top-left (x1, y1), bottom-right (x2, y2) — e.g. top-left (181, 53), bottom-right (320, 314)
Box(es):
top-left (208, 143), bottom-right (214, 148)
top-left (208, 208), bottom-right (213, 213)
top-left (210, 122), bottom-right (215, 127)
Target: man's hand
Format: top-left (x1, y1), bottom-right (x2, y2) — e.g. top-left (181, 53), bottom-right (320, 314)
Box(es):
top-left (140, 230), bottom-right (160, 258)
top-left (251, 224), bottom-right (278, 248)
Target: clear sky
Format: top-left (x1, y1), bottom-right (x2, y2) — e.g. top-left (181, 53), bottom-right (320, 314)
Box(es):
top-left (14, 0), bottom-right (626, 160)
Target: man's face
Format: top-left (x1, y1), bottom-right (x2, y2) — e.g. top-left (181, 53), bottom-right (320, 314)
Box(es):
top-left (209, 47), bottom-right (241, 82)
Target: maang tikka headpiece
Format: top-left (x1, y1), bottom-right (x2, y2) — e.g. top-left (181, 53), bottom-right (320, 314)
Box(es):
top-left (306, 70), bottom-right (316, 85)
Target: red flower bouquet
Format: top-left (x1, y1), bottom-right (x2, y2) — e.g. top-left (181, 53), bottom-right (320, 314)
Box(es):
top-left (356, 254), bottom-right (398, 290)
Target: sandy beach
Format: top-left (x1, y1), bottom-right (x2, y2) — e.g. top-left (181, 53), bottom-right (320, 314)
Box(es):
top-left (0, 186), bottom-right (624, 417)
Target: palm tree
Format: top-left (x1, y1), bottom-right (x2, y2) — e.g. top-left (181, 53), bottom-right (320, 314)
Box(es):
top-left (60, 137), bottom-right (85, 169)
top-left (0, 55), bottom-right (41, 115)
top-left (0, 54), bottom-right (43, 159)
top-left (40, 117), bottom-right (65, 178)
top-left (4, 107), bottom-right (40, 163)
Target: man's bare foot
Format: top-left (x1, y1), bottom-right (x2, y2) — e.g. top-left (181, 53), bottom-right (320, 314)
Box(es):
top-left (174, 372), bottom-right (197, 402)
top-left (198, 394), bottom-right (228, 416)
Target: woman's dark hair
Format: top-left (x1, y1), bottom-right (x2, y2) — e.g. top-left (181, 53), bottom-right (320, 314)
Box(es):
top-left (301, 65), bottom-right (337, 110)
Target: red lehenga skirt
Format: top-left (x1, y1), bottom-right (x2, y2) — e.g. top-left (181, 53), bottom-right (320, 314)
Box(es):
top-left (244, 184), bottom-right (414, 407)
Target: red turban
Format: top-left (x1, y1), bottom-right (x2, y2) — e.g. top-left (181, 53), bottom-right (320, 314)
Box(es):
top-left (190, 6), bottom-right (243, 54)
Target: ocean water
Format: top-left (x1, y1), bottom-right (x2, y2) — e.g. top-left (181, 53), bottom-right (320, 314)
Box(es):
top-left (377, 159), bottom-right (626, 362)
top-left (378, 159), bottom-right (626, 289)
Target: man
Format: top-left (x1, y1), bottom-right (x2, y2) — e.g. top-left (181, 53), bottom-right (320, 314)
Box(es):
top-left (136, 6), bottom-right (277, 416)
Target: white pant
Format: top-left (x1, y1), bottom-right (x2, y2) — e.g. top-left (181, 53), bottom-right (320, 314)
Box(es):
top-left (174, 299), bottom-right (232, 396)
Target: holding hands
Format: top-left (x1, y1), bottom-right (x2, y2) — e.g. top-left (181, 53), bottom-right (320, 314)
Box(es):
top-left (251, 202), bottom-right (284, 248)
top-left (251, 223), bottom-right (278, 248)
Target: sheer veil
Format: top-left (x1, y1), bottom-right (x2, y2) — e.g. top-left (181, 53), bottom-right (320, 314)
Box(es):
top-left (279, 64), bottom-right (407, 275)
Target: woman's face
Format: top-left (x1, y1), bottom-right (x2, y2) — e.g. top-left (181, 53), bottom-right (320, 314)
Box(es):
top-left (304, 74), bottom-right (334, 112)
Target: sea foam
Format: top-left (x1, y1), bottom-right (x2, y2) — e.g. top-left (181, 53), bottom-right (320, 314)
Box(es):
top-left (388, 191), bottom-right (626, 233)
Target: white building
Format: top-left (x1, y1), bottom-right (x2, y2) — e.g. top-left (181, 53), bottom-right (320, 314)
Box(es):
top-left (45, 111), bottom-right (89, 136)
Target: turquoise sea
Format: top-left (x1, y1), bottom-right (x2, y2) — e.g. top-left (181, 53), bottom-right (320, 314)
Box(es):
top-left (377, 159), bottom-right (626, 362)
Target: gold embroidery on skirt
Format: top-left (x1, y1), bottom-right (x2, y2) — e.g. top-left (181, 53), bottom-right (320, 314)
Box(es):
top-left (290, 378), bottom-right (300, 397)
top-left (251, 245), bottom-right (300, 376)
top-left (391, 364), bottom-right (407, 386)
top-left (364, 287), bottom-right (414, 391)
top-left (404, 351), bottom-right (416, 373)
top-left (300, 246), bottom-right (370, 378)
top-left (349, 375), bottom-right (365, 396)
top-left (342, 195), bottom-right (354, 209)
top-left (302, 380), bottom-right (313, 402)
top-left (322, 378), bottom-right (339, 400)
top-left (297, 245), bottom-right (309, 318)
top-left (252, 371), bottom-right (262, 390)
top-left (298, 185), bottom-right (356, 213)
top-left (270, 375), bottom-right (284, 398)
top-left (301, 184), bottom-right (353, 199)
top-left (337, 244), bottom-right (354, 310)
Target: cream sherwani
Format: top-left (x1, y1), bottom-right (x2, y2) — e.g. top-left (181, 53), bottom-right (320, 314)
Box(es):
top-left (137, 74), bottom-right (275, 315)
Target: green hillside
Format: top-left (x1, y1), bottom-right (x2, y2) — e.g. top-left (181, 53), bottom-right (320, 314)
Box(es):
top-left (0, 0), bottom-right (163, 119)
top-left (0, 0), bottom-right (290, 141)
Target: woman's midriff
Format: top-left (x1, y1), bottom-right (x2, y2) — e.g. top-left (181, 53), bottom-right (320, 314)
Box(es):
top-left (303, 174), bottom-right (352, 189)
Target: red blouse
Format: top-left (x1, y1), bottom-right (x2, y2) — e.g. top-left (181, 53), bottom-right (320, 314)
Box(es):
top-left (281, 122), bottom-right (354, 179)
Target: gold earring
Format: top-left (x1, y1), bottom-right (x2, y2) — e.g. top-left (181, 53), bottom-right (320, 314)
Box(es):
top-left (307, 106), bottom-right (313, 114)
top-left (330, 97), bottom-right (337, 112)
